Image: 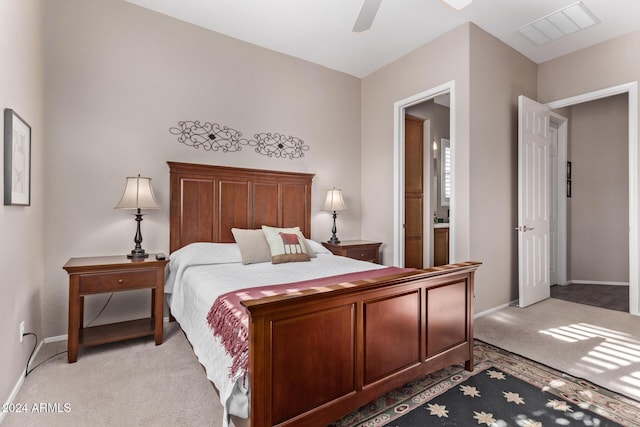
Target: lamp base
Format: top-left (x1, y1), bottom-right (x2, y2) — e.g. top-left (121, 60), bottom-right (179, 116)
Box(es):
top-left (328, 210), bottom-right (341, 244)
top-left (127, 209), bottom-right (149, 259)
top-left (127, 249), bottom-right (149, 259)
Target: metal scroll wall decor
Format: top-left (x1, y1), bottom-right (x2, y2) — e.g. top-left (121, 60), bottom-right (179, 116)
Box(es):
top-left (169, 121), bottom-right (310, 159)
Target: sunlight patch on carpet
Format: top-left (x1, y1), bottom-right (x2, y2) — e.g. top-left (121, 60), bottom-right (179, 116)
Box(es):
top-left (539, 322), bottom-right (640, 390)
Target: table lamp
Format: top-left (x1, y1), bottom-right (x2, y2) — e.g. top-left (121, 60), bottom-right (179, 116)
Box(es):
top-left (115, 174), bottom-right (160, 258)
top-left (323, 187), bottom-right (347, 244)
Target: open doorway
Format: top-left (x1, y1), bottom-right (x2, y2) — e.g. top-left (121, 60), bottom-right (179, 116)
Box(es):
top-left (550, 93), bottom-right (630, 312)
top-left (404, 95), bottom-right (451, 268)
top-left (520, 81), bottom-right (639, 316)
top-left (392, 81), bottom-right (455, 268)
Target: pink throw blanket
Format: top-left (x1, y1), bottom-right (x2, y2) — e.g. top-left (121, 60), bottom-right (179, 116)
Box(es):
top-left (207, 267), bottom-right (411, 379)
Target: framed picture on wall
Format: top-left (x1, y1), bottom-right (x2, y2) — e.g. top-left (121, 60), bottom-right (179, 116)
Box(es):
top-left (4, 109), bottom-right (31, 206)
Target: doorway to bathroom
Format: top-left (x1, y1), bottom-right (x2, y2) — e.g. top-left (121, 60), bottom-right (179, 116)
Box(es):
top-left (393, 81), bottom-right (455, 268)
top-left (404, 95), bottom-right (451, 268)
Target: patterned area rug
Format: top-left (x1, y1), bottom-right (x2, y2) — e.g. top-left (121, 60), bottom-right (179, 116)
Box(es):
top-left (331, 341), bottom-right (640, 427)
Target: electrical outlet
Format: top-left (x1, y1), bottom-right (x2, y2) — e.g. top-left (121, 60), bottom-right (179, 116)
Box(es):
top-left (19, 321), bottom-right (25, 343)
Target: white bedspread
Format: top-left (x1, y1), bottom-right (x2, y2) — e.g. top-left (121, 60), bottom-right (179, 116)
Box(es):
top-left (165, 241), bottom-right (385, 426)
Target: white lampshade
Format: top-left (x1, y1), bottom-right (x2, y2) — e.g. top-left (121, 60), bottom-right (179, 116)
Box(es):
top-left (323, 188), bottom-right (347, 212)
top-left (115, 175), bottom-right (160, 210)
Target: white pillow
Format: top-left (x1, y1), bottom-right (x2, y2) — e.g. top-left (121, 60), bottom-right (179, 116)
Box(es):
top-left (166, 242), bottom-right (242, 293)
top-left (306, 239), bottom-right (333, 255)
top-left (231, 228), bottom-right (272, 264)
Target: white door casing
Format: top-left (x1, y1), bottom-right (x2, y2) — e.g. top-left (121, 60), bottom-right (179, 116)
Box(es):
top-left (549, 123), bottom-right (558, 286)
top-left (550, 112), bottom-right (568, 287)
top-left (518, 95), bottom-right (552, 307)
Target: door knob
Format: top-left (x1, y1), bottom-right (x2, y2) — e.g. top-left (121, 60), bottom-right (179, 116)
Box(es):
top-left (515, 225), bottom-right (535, 232)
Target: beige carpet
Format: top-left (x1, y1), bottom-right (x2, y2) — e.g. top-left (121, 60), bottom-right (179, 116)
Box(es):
top-left (475, 298), bottom-right (640, 401)
top-left (3, 322), bottom-right (223, 426)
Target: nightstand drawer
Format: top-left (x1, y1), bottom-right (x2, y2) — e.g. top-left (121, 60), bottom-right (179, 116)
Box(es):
top-left (79, 269), bottom-right (156, 294)
top-left (322, 240), bottom-right (382, 264)
top-left (345, 247), bottom-right (378, 262)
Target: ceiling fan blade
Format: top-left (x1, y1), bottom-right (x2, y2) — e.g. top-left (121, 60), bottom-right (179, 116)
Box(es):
top-left (352, 0), bottom-right (383, 32)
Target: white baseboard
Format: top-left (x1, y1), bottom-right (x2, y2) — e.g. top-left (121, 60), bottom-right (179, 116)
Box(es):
top-left (474, 300), bottom-right (518, 319)
top-left (568, 280), bottom-right (629, 286)
top-left (1, 338), bottom-right (45, 424)
top-left (0, 373), bottom-right (25, 424)
top-left (44, 334), bottom-right (67, 343)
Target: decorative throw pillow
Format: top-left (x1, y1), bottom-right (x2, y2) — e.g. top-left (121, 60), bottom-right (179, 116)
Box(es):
top-left (262, 226), bottom-right (311, 264)
top-left (231, 228), bottom-right (272, 264)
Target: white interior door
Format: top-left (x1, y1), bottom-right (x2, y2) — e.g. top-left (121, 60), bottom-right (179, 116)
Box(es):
top-left (518, 95), bottom-right (552, 307)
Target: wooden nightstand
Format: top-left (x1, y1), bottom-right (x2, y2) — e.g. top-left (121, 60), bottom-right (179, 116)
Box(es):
top-left (63, 254), bottom-right (168, 363)
top-left (322, 240), bottom-right (382, 264)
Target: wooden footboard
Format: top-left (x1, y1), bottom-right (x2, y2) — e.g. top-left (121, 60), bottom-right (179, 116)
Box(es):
top-left (242, 261), bottom-right (480, 427)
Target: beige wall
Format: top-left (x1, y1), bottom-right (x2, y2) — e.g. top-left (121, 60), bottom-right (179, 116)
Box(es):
top-left (538, 30), bottom-right (640, 103)
top-left (468, 24), bottom-right (537, 312)
top-left (361, 23), bottom-right (538, 314)
top-left (568, 94), bottom-right (629, 282)
top-left (0, 0), bottom-right (44, 409)
top-left (42, 0), bottom-right (361, 337)
top-left (361, 23), bottom-right (471, 266)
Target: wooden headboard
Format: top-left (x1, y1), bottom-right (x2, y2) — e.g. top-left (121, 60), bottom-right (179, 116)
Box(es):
top-left (168, 162), bottom-right (315, 253)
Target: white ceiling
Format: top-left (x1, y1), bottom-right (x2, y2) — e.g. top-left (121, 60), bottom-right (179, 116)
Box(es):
top-left (123, 0), bottom-right (640, 78)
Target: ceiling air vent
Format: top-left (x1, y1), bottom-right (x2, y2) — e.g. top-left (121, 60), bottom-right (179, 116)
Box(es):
top-left (517, 1), bottom-right (600, 45)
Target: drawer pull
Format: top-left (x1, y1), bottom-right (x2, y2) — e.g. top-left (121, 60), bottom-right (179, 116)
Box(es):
top-left (118, 278), bottom-right (124, 284)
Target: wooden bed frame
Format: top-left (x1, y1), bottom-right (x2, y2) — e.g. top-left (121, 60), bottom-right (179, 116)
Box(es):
top-left (168, 161), bottom-right (480, 427)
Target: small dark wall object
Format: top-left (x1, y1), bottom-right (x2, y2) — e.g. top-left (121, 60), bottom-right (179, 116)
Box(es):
top-left (567, 161), bottom-right (572, 198)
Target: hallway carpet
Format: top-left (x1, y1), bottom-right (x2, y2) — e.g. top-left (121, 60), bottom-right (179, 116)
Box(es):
top-left (551, 283), bottom-right (629, 312)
